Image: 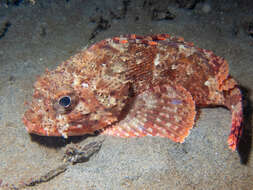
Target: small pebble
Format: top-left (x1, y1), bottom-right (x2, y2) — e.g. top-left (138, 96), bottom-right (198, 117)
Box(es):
top-left (202, 3), bottom-right (211, 14)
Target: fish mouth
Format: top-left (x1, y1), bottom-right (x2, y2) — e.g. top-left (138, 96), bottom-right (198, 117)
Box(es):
top-left (22, 115), bottom-right (62, 136)
top-left (22, 114), bottom-right (93, 137)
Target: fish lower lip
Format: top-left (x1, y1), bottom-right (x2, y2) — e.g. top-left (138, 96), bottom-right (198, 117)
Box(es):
top-left (23, 116), bottom-right (60, 136)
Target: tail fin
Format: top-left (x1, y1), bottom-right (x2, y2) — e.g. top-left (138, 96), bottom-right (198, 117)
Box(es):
top-left (222, 78), bottom-right (243, 151)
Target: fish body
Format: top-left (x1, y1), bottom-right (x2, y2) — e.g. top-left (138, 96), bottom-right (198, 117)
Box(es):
top-left (23, 34), bottom-right (243, 151)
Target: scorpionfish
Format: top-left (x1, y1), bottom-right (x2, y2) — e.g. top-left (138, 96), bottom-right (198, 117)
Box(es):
top-left (23, 34), bottom-right (243, 151)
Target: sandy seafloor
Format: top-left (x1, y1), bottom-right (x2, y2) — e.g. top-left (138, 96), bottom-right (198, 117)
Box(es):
top-left (0, 0), bottom-right (253, 189)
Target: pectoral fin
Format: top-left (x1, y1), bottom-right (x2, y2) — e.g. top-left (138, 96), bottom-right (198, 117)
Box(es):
top-left (101, 83), bottom-right (196, 143)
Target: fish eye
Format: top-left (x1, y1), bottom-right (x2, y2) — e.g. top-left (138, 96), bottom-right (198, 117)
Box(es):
top-left (59, 96), bottom-right (71, 107)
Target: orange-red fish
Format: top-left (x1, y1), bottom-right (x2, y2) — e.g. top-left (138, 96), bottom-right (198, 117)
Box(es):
top-left (23, 34), bottom-right (243, 151)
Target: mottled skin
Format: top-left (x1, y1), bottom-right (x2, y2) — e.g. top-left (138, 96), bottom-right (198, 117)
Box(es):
top-left (23, 34), bottom-right (243, 151)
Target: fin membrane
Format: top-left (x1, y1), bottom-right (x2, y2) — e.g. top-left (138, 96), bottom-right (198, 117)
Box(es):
top-left (101, 83), bottom-right (196, 143)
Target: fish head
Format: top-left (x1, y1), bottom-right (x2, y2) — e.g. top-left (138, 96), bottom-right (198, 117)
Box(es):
top-left (23, 64), bottom-right (127, 138)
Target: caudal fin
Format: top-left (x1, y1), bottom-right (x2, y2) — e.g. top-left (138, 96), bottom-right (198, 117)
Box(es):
top-left (224, 86), bottom-right (243, 151)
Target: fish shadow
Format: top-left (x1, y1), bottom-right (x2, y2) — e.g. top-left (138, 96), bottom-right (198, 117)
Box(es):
top-left (237, 86), bottom-right (252, 165)
top-left (29, 133), bottom-right (97, 148)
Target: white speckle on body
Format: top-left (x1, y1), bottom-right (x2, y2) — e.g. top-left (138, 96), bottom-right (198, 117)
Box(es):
top-left (204, 80), bottom-right (210, 86)
top-left (73, 75), bottom-right (81, 86)
top-left (166, 122), bottom-right (171, 128)
top-left (178, 44), bottom-right (187, 52)
top-left (171, 64), bottom-right (178, 70)
top-left (81, 82), bottom-right (89, 88)
top-left (136, 59), bottom-right (142, 65)
top-left (156, 117), bottom-right (162, 123)
top-left (154, 54), bottom-right (160, 66)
